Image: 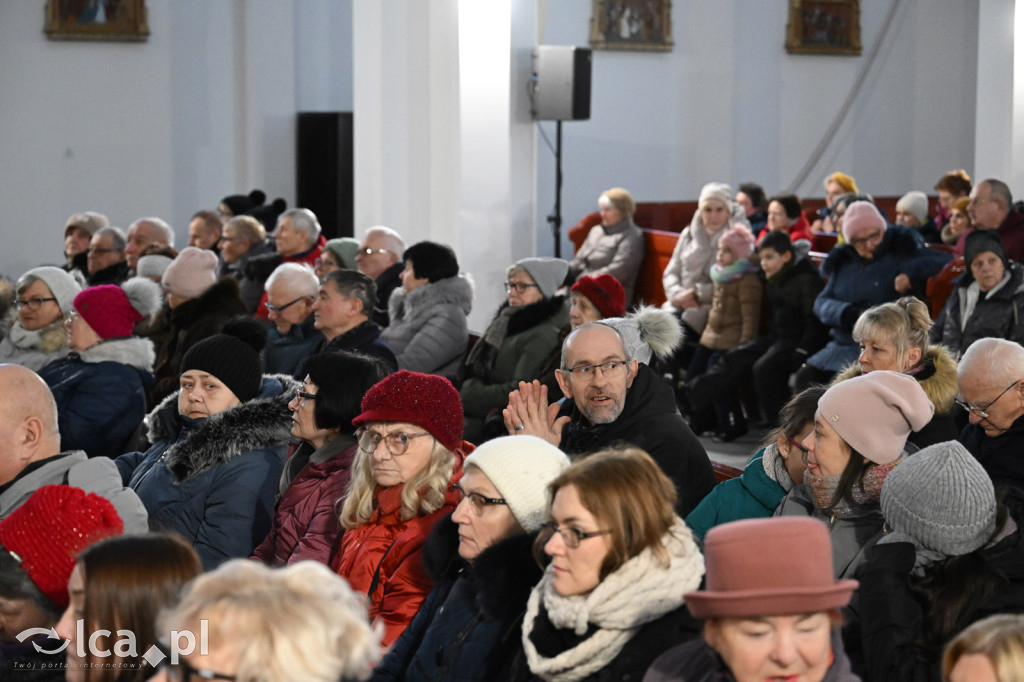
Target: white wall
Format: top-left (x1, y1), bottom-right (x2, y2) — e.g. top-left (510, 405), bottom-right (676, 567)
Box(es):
top-left (534, 0), bottom-right (979, 255)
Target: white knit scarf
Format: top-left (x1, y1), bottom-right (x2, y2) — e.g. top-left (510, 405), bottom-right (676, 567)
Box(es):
top-left (520, 518), bottom-right (704, 682)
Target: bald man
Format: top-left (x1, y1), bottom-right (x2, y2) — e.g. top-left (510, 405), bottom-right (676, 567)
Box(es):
top-left (0, 365), bottom-right (147, 532)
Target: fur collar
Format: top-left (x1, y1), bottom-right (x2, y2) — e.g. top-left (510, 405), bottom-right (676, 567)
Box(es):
top-left (7, 318), bottom-right (69, 353)
top-left (833, 344), bottom-right (959, 415)
top-left (76, 336), bottom-right (155, 372)
top-left (388, 274), bottom-right (474, 321)
top-left (422, 514), bottom-right (543, 620)
top-left (169, 279), bottom-right (245, 327)
top-left (146, 374), bottom-right (301, 481)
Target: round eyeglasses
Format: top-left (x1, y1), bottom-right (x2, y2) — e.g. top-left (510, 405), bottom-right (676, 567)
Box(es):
top-left (356, 428), bottom-right (432, 456)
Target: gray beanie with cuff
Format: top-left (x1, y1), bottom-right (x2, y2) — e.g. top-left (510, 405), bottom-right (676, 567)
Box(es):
top-left (511, 258), bottom-right (568, 300)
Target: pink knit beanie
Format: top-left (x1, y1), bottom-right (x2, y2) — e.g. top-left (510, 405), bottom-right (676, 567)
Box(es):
top-left (162, 246), bottom-right (219, 299)
top-left (841, 201), bottom-right (887, 244)
top-left (718, 225), bottom-right (755, 260)
top-left (817, 371), bottom-right (934, 464)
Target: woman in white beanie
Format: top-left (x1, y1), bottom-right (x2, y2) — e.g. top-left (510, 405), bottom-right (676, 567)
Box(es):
top-left (372, 435), bottom-right (570, 681)
top-left (776, 371), bottom-right (934, 579)
top-left (852, 440), bottom-right (1024, 682)
top-left (0, 266), bottom-right (81, 371)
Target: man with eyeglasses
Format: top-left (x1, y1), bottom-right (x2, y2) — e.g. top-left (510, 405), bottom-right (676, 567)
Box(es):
top-left (958, 338), bottom-right (1024, 492)
top-left (355, 226), bottom-right (406, 327)
top-left (504, 322), bottom-right (715, 515)
top-left (968, 179), bottom-right (1024, 263)
top-left (86, 226), bottom-right (130, 286)
top-left (262, 262), bottom-right (323, 376)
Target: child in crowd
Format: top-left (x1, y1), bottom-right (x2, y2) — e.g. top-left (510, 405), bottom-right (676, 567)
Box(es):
top-left (687, 225), bottom-right (762, 441)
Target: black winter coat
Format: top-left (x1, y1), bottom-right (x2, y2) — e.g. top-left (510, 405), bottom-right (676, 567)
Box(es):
top-left (765, 255), bottom-right (828, 353)
top-left (850, 488), bottom-right (1024, 681)
top-left (931, 261), bottom-right (1024, 357)
top-left (960, 413), bottom-right (1024, 492)
top-left (371, 515), bottom-right (542, 682)
top-left (318, 319), bottom-right (398, 373)
top-left (558, 363), bottom-right (716, 516)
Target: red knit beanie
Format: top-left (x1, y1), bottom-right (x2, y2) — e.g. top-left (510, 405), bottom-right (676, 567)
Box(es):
top-left (74, 285), bottom-right (142, 340)
top-left (352, 370), bottom-right (463, 451)
top-left (571, 274), bottom-right (626, 318)
top-left (0, 485), bottom-right (124, 610)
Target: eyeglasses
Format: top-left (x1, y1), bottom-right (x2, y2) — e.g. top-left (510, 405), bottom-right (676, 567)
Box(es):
top-left (356, 428), bottom-right (432, 456)
top-left (504, 281), bottom-right (539, 294)
top-left (561, 359), bottom-right (629, 379)
top-left (358, 247), bottom-right (392, 257)
top-left (265, 296), bottom-right (307, 313)
top-left (154, 641), bottom-right (236, 681)
top-left (315, 257), bottom-right (339, 268)
top-left (453, 483), bottom-right (507, 515)
top-left (86, 247), bottom-right (123, 254)
top-left (955, 380), bottom-right (1022, 419)
top-left (848, 230), bottom-right (883, 247)
top-left (14, 297), bottom-right (57, 310)
top-left (790, 438), bottom-right (811, 465)
top-left (539, 521), bottom-right (612, 549)
top-left (64, 310), bottom-right (79, 326)
top-left (293, 389), bottom-right (317, 406)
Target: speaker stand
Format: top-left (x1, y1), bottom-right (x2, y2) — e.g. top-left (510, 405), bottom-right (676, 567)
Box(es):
top-left (547, 121), bottom-right (563, 259)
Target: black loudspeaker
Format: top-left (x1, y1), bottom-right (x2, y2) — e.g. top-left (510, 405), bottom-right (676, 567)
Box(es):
top-left (296, 112), bottom-right (354, 239)
top-left (531, 46), bottom-right (592, 121)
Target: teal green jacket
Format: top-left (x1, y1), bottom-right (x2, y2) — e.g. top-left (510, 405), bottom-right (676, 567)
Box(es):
top-left (685, 447), bottom-right (787, 543)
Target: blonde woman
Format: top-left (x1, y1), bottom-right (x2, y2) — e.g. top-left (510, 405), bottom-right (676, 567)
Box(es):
top-left (944, 614), bottom-right (1024, 682)
top-left (331, 370), bottom-right (470, 646)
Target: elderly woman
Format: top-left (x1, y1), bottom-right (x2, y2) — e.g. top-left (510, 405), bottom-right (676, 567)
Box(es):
top-left (154, 560), bottom-right (382, 682)
top-left (117, 320), bottom-right (297, 569)
top-left (662, 182), bottom-right (750, 347)
top-left (37, 278), bottom-right (161, 459)
top-left (251, 351), bottom-right (389, 566)
top-left (510, 447), bottom-right (705, 681)
top-left (568, 187), bottom-right (644, 302)
top-left (795, 201), bottom-right (950, 388)
top-left (315, 237), bottom-right (361, 279)
top-left (896, 190), bottom-right (941, 244)
top-left (332, 370), bottom-right (471, 646)
top-left (372, 435), bottom-right (569, 681)
top-left (380, 241), bottom-right (473, 377)
top-left (933, 231), bottom-right (1024, 356)
top-left (55, 534), bottom-right (202, 682)
top-left (0, 266), bottom-right (81, 371)
top-left (836, 297), bottom-right (959, 448)
top-left (217, 215), bottom-right (273, 311)
top-left (944, 614), bottom-right (1024, 682)
top-left (777, 371), bottom-right (933, 579)
top-left (761, 193), bottom-right (813, 245)
top-left (461, 257), bottom-right (569, 443)
top-left (855, 441), bottom-right (1024, 681)
top-left (645, 517), bottom-right (860, 682)
top-left (687, 386), bottom-right (824, 542)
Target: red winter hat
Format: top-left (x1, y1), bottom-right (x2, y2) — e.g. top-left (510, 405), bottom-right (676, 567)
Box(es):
top-left (0, 485), bottom-right (124, 610)
top-left (571, 275), bottom-right (626, 318)
top-left (74, 278), bottom-right (162, 341)
top-left (353, 370), bottom-right (463, 451)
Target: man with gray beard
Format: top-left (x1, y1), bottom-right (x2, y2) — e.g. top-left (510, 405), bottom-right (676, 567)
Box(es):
top-left (504, 322), bottom-right (714, 515)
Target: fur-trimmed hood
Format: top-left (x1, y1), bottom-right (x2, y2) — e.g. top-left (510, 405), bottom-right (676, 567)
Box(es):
top-left (833, 344), bottom-right (959, 415)
top-left (146, 373), bottom-right (301, 481)
top-left (421, 513), bottom-right (543, 621)
top-left (388, 274), bottom-right (474, 321)
top-left (76, 335), bottom-right (155, 372)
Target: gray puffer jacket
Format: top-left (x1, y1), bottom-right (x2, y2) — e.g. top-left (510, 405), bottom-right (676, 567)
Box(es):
top-left (381, 275), bottom-right (473, 377)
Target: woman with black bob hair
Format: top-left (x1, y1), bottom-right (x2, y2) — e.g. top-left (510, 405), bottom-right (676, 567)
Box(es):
top-left (852, 440), bottom-right (1024, 681)
top-left (252, 351), bottom-right (390, 566)
top-left (380, 241), bottom-right (473, 378)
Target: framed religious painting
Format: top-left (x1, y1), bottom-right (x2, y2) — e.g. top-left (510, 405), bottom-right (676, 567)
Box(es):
top-left (45, 0), bottom-right (149, 42)
top-left (590, 0), bottom-right (673, 52)
top-left (785, 0), bottom-right (861, 55)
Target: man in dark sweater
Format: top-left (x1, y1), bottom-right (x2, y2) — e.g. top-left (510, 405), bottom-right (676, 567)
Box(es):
top-left (504, 322), bottom-right (715, 515)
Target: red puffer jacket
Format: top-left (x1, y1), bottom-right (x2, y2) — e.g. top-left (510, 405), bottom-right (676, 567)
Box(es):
top-left (331, 445), bottom-right (468, 646)
top-left (251, 439), bottom-right (356, 567)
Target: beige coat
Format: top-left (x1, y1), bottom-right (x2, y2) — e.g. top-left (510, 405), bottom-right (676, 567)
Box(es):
top-left (699, 272), bottom-right (762, 350)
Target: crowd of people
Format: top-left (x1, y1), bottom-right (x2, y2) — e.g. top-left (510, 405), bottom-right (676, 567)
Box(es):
top-left (2, 174), bottom-right (1024, 681)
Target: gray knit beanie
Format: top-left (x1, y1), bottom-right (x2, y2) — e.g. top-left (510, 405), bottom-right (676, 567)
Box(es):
top-left (510, 258), bottom-right (568, 299)
top-left (601, 306), bottom-right (683, 365)
top-left (20, 266), bottom-right (82, 315)
top-left (881, 440), bottom-right (996, 556)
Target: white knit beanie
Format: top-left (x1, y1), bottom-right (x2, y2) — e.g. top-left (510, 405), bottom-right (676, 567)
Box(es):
top-left (464, 435), bottom-right (570, 533)
top-left (21, 266), bottom-right (82, 315)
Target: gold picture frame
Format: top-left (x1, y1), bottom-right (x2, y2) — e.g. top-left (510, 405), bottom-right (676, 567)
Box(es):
top-left (786, 0), bottom-right (860, 56)
top-left (590, 0), bottom-right (673, 52)
top-left (45, 0), bottom-right (149, 42)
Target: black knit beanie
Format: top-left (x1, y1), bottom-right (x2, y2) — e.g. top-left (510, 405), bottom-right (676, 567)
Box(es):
top-left (179, 318), bottom-right (267, 402)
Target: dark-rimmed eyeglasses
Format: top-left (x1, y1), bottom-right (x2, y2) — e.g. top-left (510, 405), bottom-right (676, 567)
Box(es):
top-left (453, 483), bottom-right (507, 515)
top-left (538, 521), bottom-right (612, 549)
top-left (154, 640), bottom-right (236, 681)
top-left (955, 379), bottom-right (1022, 420)
top-left (561, 360), bottom-right (628, 379)
top-left (293, 389), bottom-right (317, 407)
top-left (87, 247), bottom-right (123, 254)
top-left (504, 281), bottom-right (539, 294)
top-left (14, 297), bottom-right (57, 310)
top-left (265, 296), bottom-right (307, 313)
top-left (356, 428), bottom-right (432, 456)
